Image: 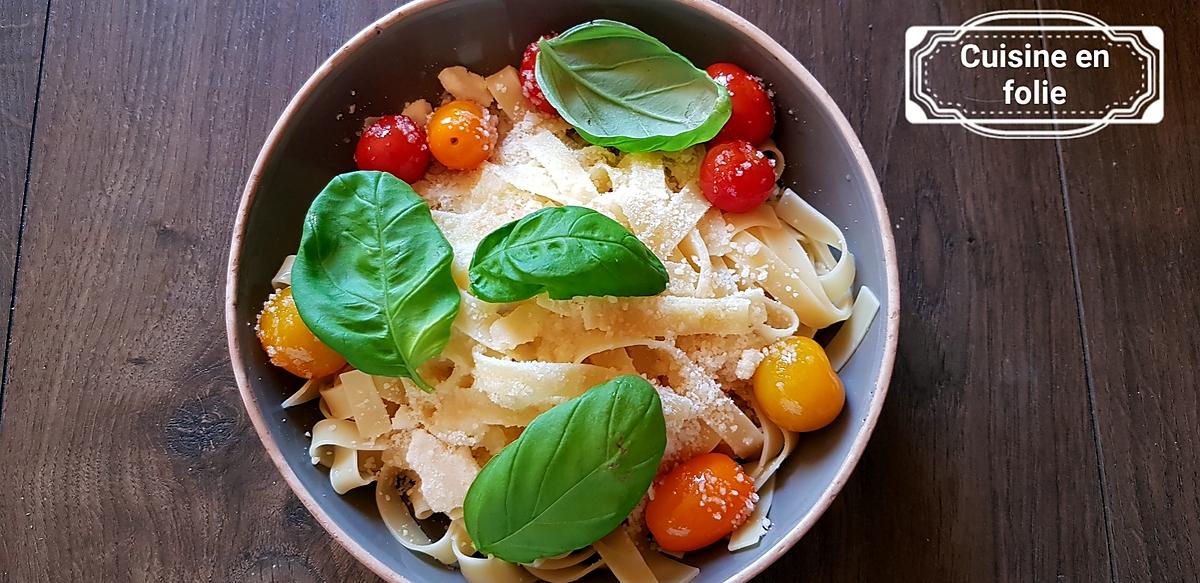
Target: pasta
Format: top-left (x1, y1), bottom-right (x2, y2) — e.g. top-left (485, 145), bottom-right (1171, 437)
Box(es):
top-left (268, 60), bottom-right (881, 583)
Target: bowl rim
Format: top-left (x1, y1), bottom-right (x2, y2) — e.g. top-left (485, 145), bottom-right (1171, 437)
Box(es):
top-left (225, 1), bottom-right (900, 581)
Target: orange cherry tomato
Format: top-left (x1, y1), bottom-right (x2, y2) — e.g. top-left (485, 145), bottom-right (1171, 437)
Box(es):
top-left (256, 287), bottom-right (346, 379)
top-left (752, 336), bottom-right (845, 432)
top-left (426, 100), bottom-right (496, 170)
top-left (645, 453), bottom-right (757, 553)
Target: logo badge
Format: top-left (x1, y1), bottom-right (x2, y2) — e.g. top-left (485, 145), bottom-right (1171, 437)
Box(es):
top-left (905, 10), bottom-right (1163, 139)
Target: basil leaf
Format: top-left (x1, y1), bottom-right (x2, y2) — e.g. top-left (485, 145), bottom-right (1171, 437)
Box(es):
top-left (291, 171), bottom-right (459, 391)
top-left (468, 206), bottom-right (668, 303)
top-left (535, 19), bottom-right (731, 152)
top-left (463, 375), bottom-right (666, 563)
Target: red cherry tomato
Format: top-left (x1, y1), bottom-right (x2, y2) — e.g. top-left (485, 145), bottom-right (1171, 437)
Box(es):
top-left (520, 35), bottom-right (560, 115)
top-left (354, 114), bottom-right (430, 183)
top-left (706, 63), bottom-right (775, 145)
top-left (699, 140), bottom-right (776, 213)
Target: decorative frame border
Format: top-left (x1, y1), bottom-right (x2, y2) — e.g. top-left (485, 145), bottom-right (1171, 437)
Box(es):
top-left (905, 10), bottom-right (1164, 139)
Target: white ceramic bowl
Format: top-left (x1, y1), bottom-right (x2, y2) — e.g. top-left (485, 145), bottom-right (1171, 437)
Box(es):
top-left (226, 1), bottom-right (899, 581)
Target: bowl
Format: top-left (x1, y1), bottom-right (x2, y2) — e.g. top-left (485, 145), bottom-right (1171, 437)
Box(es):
top-left (225, 0), bottom-right (900, 581)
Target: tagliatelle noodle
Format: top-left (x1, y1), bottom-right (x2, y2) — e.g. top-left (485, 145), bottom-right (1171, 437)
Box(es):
top-left (726, 230), bottom-right (850, 330)
top-left (339, 370), bottom-right (391, 439)
top-left (378, 471), bottom-right (601, 583)
top-left (271, 254), bottom-right (295, 288)
top-left (776, 189), bottom-right (857, 300)
top-left (471, 350), bottom-right (617, 410)
top-left (526, 548), bottom-right (599, 571)
top-left (638, 545), bottom-right (701, 583)
top-left (273, 64), bottom-right (882, 583)
top-left (585, 347), bottom-right (639, 374)
top-left (308, 418), bottom-right (385, 494)
top-left (746, 403), bottom-right (798, 489)
top-left (318, 381), bottom-right (356, 420)
top-left (825, 287), bottom-right (882, 371)
top-left (519, 128), bottom-right (600, 206)
top-left (486, 66), bottom-right (534, 121)
top-left (728, 477), bottom-right (775, 552)
top-left (524, 557), bottom-right (608, 583)
top-left (281, 375), bottom-right (324, 408)
top-left (592, 527), bottom-right (659, 582)
top-left (633, 340), bottom-right (764, 459)
top-left (409, 489), bottom-right (433, 520)
top-left (375, 468), bottom-right (459, 564)
top-left (439, 66), bottom-right (494, 106)
top-left (675, 229), bottom-right (713, 296)
top-left (754, 226), bottom-right (852, 322)
top-left (600, 152), bottom-right (710, 259)
top-left (726, 404), bottom-right (797, 550)
top-left (758, 139), bottom-right (786, 180)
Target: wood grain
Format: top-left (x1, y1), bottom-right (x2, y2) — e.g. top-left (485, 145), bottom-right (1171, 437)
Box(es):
top-left (2, 0), bottom-right (1196, 581)
top-left (0, 0), bottom-right (396, 580)
top-left (0, 0), bottom-right (47, 408)
top-left (1040, 2), bottom-right (1200, 580)
top-left (718, 0), bottom-right (1113, 581)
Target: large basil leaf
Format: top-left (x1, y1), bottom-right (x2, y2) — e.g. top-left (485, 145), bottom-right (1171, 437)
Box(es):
top-left (291, 171), bottom-right (459, 391)
top-left (468, 206), bottom-right (668, 303)
top-left (463, 375), bottom-right (666, 563)
top-left (535, 19), bottom-right (731, 152)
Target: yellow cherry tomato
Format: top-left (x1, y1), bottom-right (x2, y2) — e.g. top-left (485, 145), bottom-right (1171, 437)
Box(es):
top-left (256, 287), bottom-right (345, 379)
top-left (645, 453), bottom-right (756, 553)
top-left (752, 336), bottom-right (844, 432)
top-left (426, 100), bottom-right (495, 170)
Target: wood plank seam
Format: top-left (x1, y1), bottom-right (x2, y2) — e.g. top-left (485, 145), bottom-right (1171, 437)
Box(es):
top-left (1033, 0), bottom-right (1119, 574)
top-left (1051, 133), bottom-right (1118, 582)
top-left (0, 0), bottom-right (52, 424)
top-left (0, 1), bottom-right (1134, 580)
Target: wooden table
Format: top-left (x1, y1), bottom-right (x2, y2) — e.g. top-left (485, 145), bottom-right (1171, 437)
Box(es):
top-left (0, 0), bottom-right (1195, 581)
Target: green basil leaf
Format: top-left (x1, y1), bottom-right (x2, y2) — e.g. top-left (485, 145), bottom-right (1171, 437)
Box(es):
top-left (535, 19), bottom-right (731, 152)
top-left (463, 375), bottom-right (666, 563)
top-left (291, 171), bottom-right (459, 391)
top-left (468, 206), bottom-right (668, 303)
